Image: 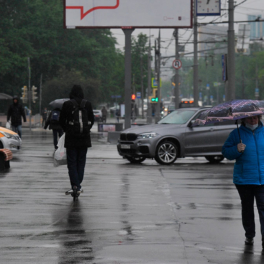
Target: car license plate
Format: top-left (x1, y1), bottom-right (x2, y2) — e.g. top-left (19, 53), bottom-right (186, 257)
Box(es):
top-left (121, 144), bottom-right (130, 149)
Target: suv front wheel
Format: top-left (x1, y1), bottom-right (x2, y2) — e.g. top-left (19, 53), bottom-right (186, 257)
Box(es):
top-left (155, 140), bottom-right (178, 165)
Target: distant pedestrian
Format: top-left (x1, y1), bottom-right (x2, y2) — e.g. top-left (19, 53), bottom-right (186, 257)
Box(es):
top-left (115, 108), bottom-right (120, 123)
top-left (101, 106), bottom-right (107, 123)
top-left (41, 108), bottom-right (48, 127)
top-left (44, 108), bottom-right (63, 150)
top-left (222, 115), bottom-right (264, 249)
top-left (59, 85), bottom-right (94, 197)
top-left (7, 96), bottom-right (26, 138)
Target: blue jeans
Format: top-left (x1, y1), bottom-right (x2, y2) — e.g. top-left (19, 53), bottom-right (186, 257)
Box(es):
top-left (53, 129), bottom-right (63, 149)
top-left (66, 147), bottom-right (88, 191)
top-left (236, 184), bottom-right (264, 239)
top-left (11, 125), bottom-right (22, 138)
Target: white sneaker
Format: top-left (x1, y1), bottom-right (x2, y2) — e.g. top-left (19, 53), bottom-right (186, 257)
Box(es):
top-left (77, 188), bottom-right (83, 195)
top-left (65, 189), bottom-right (73, 195)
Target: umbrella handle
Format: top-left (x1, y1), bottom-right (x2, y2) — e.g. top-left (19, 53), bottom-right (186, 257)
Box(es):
top-left (236, 120), bottom-right (242, 143)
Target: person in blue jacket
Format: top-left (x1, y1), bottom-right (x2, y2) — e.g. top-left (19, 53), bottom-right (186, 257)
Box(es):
top-left (222, 115), bottom-right (264, 249)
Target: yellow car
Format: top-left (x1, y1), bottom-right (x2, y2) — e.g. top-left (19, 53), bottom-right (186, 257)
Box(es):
top-left (0, 127), bottom-right (21, 152)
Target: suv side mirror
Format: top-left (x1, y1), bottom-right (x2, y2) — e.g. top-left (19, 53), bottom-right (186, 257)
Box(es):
top-left (189, 120), bottom-right (196, 128)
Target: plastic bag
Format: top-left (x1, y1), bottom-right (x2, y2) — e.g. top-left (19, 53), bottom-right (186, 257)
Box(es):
top-left (54, 134), bottom-right (67, 166)
top-left (6, 121), bottom-right (11, 129)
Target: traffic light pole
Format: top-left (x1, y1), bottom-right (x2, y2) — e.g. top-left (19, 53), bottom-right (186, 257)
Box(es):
top-left (28, 57), bottom-right (31, 130)
top-left (227, 0), bottom-right (236, 101)
top-left (122, 28), bottom-right (134, 129)
top-left (39, 74), bottom-right (42, 118)
top-left (174, 29), bottom-right (180, 110)
top-left (147, 37), bottom-right (152, 124)
top-left (155, 30), bottom-right (161, 123)
top-left (193, 9), bottom-right (199, 107)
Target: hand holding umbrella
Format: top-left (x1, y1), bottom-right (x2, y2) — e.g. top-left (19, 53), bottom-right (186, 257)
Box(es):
top-left (237, 141), bottom-right (246, 153)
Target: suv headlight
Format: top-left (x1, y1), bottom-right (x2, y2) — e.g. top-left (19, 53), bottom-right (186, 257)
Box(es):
top-left (137, 132), bottom-right (159, 139)
top-left (0, 132), bottom-right (17, 140)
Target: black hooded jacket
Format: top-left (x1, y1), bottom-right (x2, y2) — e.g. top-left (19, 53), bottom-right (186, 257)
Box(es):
top-left (59, 86), bottom-right (94, 148)
top-left (7, 96), bottom-right (26, 126)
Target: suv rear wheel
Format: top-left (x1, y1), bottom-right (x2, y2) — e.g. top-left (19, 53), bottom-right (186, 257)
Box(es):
top-left (126, 156), bottom-right (146, 164)
top-left (205, 155), bottom-right (224, 163)
top-left (155, 140), bottom-right (178, 165)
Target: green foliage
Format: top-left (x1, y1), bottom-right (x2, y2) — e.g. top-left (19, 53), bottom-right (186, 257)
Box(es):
top-left (131, 33), bottom-right (149, 97)
top-left (0, 0), bottom-right (126, 113)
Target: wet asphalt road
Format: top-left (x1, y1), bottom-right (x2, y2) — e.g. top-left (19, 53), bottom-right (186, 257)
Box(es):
top-left (1, 128), bottom-right (264, 264)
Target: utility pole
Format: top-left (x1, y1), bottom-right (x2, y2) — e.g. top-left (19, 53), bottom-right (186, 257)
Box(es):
top-left (227, 0), bottom-right (236, 101)
top-left (28, 57), bottom-right (31, 130)
top-left (174, 29), bottom-right (180, 110)
top-left (132, 74), bottom-right (136, 122)
top-left (256, 63), bottom-right (259, 100)
top-left (155, 30), bottom-right (161, 123)
top-left (147, 37), bottom-right (152, 124)
top-left (193, 4), bottom-right (199, 107)
top-left (122, 28), bottom-right (134, 129)
top-left (39, 74), bottom-right (42, 118)
top-left (140, 54), bottom-right (144, 118)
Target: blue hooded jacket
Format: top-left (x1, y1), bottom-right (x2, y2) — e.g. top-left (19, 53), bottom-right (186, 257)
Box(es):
top-left (222, 123), bottom-right (264, 185)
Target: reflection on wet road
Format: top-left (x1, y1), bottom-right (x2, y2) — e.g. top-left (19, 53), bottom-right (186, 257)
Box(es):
top-left (0, 130), bottom-right (264, 263)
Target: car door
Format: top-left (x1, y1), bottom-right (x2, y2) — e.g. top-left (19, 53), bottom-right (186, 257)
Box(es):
top-left (184, 120), bottom-right (217, 155)
top-left (184, 111), bottom-right (236, 155)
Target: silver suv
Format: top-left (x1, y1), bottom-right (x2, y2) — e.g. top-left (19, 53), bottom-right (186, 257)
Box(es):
top-left (117, 108), bottom-right (236, 165)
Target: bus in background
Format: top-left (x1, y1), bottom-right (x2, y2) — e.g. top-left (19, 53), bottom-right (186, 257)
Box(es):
top-left (166, 98), bottom-right (202, 115)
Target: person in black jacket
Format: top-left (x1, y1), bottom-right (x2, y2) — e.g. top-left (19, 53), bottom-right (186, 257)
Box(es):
top-left (59, 85), bottom-right (94, 196)
top-left (7, 96), bottom-right (26, 138)
top-left (44, 108), bottom-right (63, 149)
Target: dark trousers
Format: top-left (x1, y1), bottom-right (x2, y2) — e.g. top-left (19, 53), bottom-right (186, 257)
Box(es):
top-left (236, 184), bottom-right (264, 239)
top-left (53, 129), bottom-right (63, 149)
top-left (66, 147), bottom-right (88, 191)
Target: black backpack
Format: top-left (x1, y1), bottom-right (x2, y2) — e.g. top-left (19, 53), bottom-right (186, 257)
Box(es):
top-left (50, 110), bottom-right (60, 124)
top-left (67, 99), bottom-right (91, 136)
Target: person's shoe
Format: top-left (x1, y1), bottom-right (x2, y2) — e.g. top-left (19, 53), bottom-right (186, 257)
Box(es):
top-left (245, 237), bottom-right (254, 245)
top-left (65, 189), bottom-right (73, 195)
top-left (77, 188), bottom-right (83, 195)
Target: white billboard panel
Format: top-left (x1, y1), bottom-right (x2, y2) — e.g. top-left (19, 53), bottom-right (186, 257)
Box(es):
top-left (64, 0), bottom-right (192, 28)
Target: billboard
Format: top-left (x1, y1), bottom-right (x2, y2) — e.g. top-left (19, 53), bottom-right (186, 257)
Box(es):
top-left (64, 0), bottom-right (193, 28)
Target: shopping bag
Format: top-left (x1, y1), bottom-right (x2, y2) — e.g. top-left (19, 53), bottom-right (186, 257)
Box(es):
top-left (54, 134), bottom-right (67, 166)
top-left (6, 121), bottom-right (11, 129)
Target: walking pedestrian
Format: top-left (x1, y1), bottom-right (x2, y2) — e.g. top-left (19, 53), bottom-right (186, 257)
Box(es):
top-left (7, 96), bottom-right (26, 138)
top-left (101, 106), bottom-right (107, 123)
top-left (44, 108), bottom-right (63, 150)
top-left (222, 115), bottom-right (264, 249)
top-left (59, 85), bottom-right (94, 197)
top-left (41, 108), bottom-right (48, 127)
top-left (115, 108), bottom-right (120, 123)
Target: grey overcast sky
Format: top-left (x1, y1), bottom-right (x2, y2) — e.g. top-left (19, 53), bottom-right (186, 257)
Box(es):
top-left (111, 0), bottom-right (264, 57)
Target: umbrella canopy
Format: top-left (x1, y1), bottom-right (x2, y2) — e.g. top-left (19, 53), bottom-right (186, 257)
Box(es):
top-left (0, 93), bottom-right (13, 100)
top-left (194, 100), bottom-right (264, 125)
top-left (49, 98), bottom-right (69, 109)
top-left (194, 99), bottom-right (264, 143)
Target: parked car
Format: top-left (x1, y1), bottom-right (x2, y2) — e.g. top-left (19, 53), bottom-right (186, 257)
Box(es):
top-left (117, 107), bottom-right (236, 165)
top-left (93, 110), bottom-right (102, 122)
top-left (0, 127), bottom-right (21, 152)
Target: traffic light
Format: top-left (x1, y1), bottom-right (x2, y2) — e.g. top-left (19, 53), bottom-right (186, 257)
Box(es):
top-left (21, 86), bottom-right (28, 103)
top-left (151, 89), bottom-right (158, 103)
top-left (131, 94), bottom-right (136, 101)
top-left (32, 85), bottom-right (38, 103)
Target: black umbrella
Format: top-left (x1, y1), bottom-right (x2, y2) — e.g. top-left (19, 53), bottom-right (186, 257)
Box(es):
top-left (49, 98), bottom-right (69, 109)
top-left (0, 93), bottom-right (13, 100)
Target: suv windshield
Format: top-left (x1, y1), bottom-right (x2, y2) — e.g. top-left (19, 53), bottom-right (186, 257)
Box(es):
top-left (158, 110), bottom-right (196, 124)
